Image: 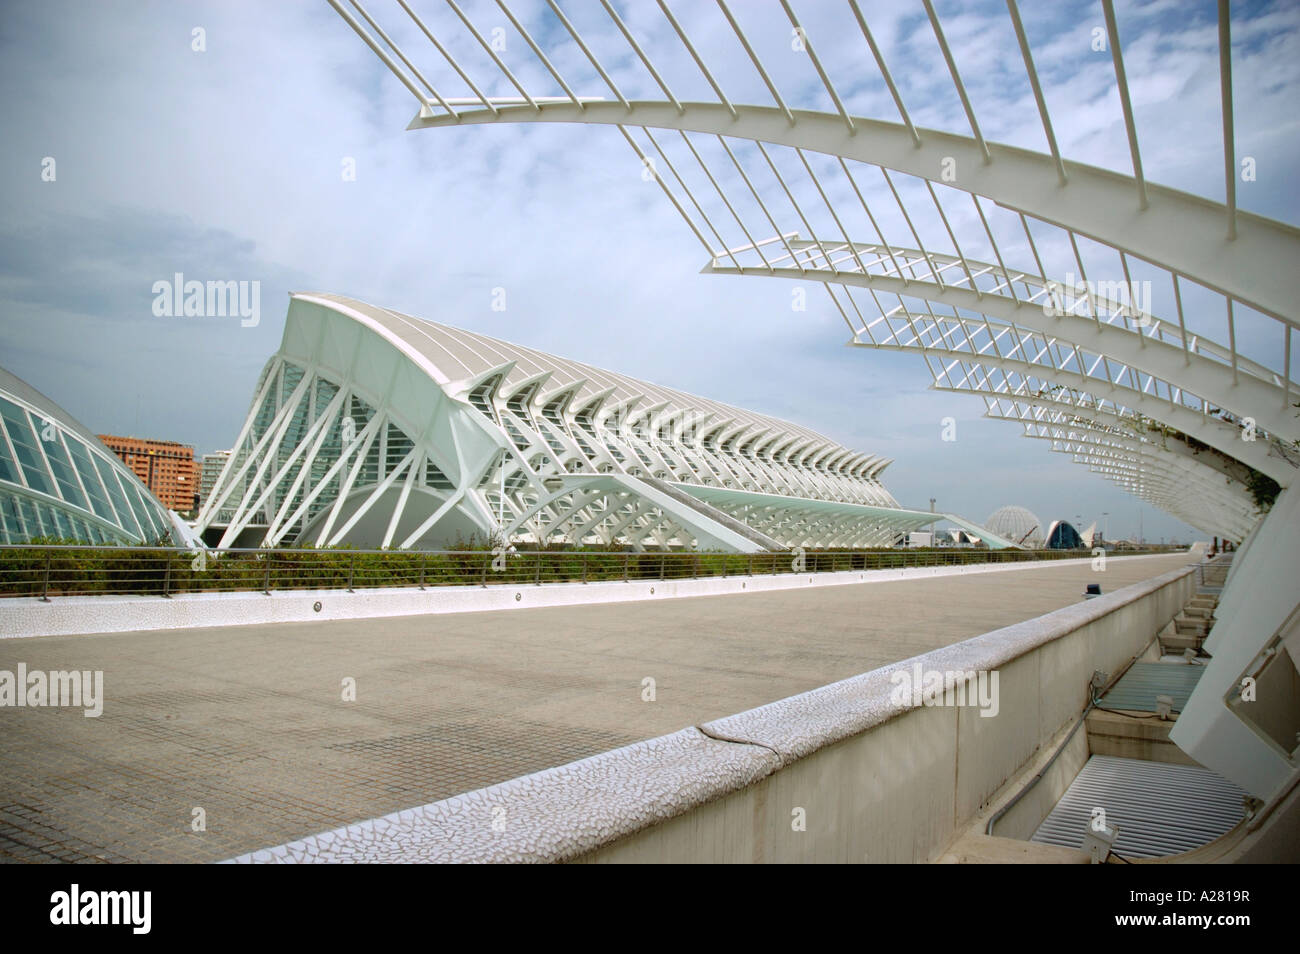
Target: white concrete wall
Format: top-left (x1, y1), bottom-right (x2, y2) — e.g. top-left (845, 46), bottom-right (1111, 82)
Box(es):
top-left (0, 553), bottom-right (1177, 639)
top-left (585, 565), bottom-right (1193, 863)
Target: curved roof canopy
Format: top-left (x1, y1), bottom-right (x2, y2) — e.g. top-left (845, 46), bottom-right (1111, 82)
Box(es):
top-left (328, 0), bottom-right (1300, 542)
top-left (304, 292), bottom-right (889, 478)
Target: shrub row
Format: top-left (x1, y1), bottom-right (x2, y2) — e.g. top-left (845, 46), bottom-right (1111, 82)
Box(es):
top-left (0, 539), bottom-right (1175, 598)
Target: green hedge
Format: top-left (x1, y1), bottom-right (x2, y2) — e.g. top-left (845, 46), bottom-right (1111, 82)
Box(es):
top-left (0, 541), bottom-right (1178, 598)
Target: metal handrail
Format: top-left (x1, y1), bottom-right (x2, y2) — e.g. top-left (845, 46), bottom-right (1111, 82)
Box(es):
top-left (0, 543), bottom-right (1184, 601)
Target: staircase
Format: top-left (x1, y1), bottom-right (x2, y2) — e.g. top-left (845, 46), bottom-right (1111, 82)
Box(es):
top-left (1158, 556), bottom-right (1231, 656)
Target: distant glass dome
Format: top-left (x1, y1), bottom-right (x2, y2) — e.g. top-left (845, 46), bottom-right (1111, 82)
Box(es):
top-left (985, 505), bottom-right (1043, 548)
top-left (0, 366), bottom-right (181, 545)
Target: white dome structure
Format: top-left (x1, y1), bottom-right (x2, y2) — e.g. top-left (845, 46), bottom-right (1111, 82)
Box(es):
top-left (984, 506), bottom-right (1043, 548)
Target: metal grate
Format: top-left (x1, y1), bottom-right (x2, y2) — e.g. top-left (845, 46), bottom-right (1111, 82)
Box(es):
top-left (1032, 755), bottom-right (1245, 859)
top-left (1100, 662), bottom-right (1205, 713)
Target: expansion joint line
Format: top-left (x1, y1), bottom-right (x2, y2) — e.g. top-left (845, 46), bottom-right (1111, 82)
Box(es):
top-left (695, 723), bottom-right (786, 765)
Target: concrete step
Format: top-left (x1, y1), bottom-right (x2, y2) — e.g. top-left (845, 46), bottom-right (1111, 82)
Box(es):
top-left (1175, 616), bottom-right (1212, 637)
top-left (1086, 709), bottom-right (1201, 766)
top-left (937, 832), bottom-right (1089, 864)
top-left (1159, 633), bottom-right (1204, 654)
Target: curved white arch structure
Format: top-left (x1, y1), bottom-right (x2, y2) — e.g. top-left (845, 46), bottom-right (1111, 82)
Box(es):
top-left (329, 0), bottom-right (1300, 808)
top-left (327, 0), bottom-right (1299, 540)
top-left (409, 101), bottom-right (1300, 326)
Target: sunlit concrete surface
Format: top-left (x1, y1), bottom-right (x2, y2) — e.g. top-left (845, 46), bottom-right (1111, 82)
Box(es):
top-left (0, 553), bottom-right (1191, 863)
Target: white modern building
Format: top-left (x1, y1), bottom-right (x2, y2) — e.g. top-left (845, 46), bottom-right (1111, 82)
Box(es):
top-left (195, 293), bottom-right (1012, 552)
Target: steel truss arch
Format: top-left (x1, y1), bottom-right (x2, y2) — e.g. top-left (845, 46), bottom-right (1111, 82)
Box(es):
top-left (997, 407), bottom-right (1259, 539)
top-left (329, 0), bottom-right (1300, 544)
top-left (409, 101), bottom-right (1299, 329)
top-left (704, 243), bottom-right (1294, 441)
top-left (841, 325), bottom-right (1292, 488)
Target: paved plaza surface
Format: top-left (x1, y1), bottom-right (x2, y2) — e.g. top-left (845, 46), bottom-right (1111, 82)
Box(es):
top-left (0, 554), bottom-right (1192, 863)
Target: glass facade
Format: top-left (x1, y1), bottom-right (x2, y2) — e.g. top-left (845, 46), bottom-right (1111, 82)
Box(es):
top-left (210, 359), bottom-right (431, 540)
top-left (0, 385), bottom-right (181, 545)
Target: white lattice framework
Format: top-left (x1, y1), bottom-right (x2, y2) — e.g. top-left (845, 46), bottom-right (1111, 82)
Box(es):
top-left (194, 293), bottom-right (989, 551)
top-left (328, 0), bottom-right (1300, 542)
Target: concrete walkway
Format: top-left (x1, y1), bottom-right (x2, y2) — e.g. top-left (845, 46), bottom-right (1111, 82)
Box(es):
top-left (0, 553), bottom-right (1192, 863)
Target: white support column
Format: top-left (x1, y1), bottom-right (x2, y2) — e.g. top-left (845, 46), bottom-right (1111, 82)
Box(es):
top-left (315, 417), bottom-right (383, 546)
top-left (381, 451), bottom-right (424, 549)
top-left (216, 370), bottom-right (316, 548)
top-left (326, 446), bottom-right (420, 547)
top-left (196, 357), bottom-right (282, 530)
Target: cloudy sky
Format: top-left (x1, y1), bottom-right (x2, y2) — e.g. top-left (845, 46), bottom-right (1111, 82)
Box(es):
top-left (2, 0), bottom-right (1296, 542)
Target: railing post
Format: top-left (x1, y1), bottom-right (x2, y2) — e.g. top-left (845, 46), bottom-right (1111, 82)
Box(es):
top-left (623, 551), bottom-right (630, 582)
top-left (659, 554), bottom-right (665, 580)
top-left (582, 553), bottom-right (588, 584)
top-left (163, 551), bottom-right (172, 599)
top-left (418, 553), bottom-right (426, 590)
top-left (39, 549), bottom-right (52, 603)
top-left (481, 554), bottom-right (488, 588)
top-left (346, 552), bottom-right (355, 593)
top-left (535, 551), bottom-right (542, 586)
top-left (748, 553), bottom-right (754, 577)
top-left (264, 551), bottom-right (273, 595)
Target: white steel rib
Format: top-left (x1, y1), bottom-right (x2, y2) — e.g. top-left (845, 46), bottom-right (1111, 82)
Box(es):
top-left (326, 0), bottom-right (1299, 541)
